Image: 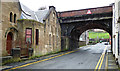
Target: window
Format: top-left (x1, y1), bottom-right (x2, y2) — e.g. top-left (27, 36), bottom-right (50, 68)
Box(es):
top-left (53, 35), bottom-right (55, 48)
top-left (36, 29), bottom-right (39, 45)
top-left (10, 12), bottom-right (12, 22)
top-left (53, 12), bottom-right (55, 19)
top-left (49, 34), bottom-right (51, 45)
top-left (25, 28), bottom-right (32, 44)
top-left (14, 14), bottom-right (16, 23)
top-left (53, 13), bottom-right (55, 17)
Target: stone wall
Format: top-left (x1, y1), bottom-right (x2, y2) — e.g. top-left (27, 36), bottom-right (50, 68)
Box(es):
top-left (1, 1), bottom-right (61, 57)
top-left (79, 41), bottom-right (86, 47)
top-left (17, 19), bottom-right (45, 56)
top-left (17, 18), bottom-right (61, 56)
top-left (0, 0), bottom-right (2, 57)
top-left (1, 1), bottom-right (21, 56)
top-left (44, 7), bottom-right (61, 54)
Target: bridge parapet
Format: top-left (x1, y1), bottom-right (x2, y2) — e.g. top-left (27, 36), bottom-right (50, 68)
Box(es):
top-left (58, 6), bottom-right (112, 18)
top-left (58, 6), bottom-right (113, 23)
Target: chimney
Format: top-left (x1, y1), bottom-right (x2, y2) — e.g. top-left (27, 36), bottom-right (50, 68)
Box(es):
top-left (49, 6), bottom-right (56, 10)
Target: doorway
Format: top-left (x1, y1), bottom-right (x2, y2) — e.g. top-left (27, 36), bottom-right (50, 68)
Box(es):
top-left (6, 32), bottom-right (13, 54)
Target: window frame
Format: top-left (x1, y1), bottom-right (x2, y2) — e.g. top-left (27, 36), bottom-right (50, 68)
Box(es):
top-left (25, 28), bottom-right (32, 44)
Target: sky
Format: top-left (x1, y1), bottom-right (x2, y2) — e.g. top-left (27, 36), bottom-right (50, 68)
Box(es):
top-left (19, 0), bottom-right (115, 12)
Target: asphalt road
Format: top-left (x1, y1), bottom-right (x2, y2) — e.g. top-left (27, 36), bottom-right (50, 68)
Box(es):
top-left (14, 42), bottom-right (109, 70)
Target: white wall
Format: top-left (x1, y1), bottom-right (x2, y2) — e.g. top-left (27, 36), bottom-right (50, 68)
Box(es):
top-left (112, 0), bottom-right (120, 59)
top-left (79, 31), bottom-right (89, 45)
top-left (112, 4), bottom-right (115, 56)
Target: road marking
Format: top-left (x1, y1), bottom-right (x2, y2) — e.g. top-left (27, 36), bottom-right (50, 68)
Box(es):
top-left (4, 50), bottom-right (77, 71)
top-left (94, 54), bottom-right (103, 71)
top-left (94, 46), bottom-right (107, 71)
top-left (98, 54), bottom-right (105, 71)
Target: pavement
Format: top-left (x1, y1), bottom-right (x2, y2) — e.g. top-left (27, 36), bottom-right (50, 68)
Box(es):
top-left (1, 42), bottom-right (120, 71)
top-left (118, 56), bottom-right (120, 67)
top-left (106, 44), bottom-right (119, 71)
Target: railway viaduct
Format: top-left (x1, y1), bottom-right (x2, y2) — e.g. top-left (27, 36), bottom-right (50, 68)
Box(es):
top-left (58, 6), bottom-right (113, 50)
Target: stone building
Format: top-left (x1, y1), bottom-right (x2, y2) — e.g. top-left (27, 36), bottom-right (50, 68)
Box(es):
top-left (17, 19), bottom-right (45, 56)
top-left (1, 0), bottom-right (21, 56)
top-left (35, 6), bottom-right (61, 53)
top-left (0, 0), bottom-right (2, 57)
top-left (21, 4), bottom-right (61, 55)
top-left (0, 0), bottom-right (61, 59)
top-left (18, 4), bottom-right (61, 56)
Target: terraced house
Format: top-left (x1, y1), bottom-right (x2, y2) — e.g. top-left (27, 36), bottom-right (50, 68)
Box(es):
top-left (0, 0), bottom-right (61, 62)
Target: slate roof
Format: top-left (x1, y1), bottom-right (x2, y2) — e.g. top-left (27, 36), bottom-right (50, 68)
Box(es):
top-left (19, 3), bottom-right (51, 23)
top-left (35, 10), bottom-right (49, 23)
top-left (20, 4), bottom-right (38, 20)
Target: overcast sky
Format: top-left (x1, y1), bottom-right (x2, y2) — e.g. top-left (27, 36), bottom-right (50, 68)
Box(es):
top-left (19, 0), bottom-right (115, 12)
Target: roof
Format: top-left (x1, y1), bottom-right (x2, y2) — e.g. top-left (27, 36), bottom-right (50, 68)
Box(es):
top-left (35, 10), bottom-right (49, 23)
top-left (20, 3), bottom-right (39, 21)
top-left (19, 3), bottom-right (55, 24)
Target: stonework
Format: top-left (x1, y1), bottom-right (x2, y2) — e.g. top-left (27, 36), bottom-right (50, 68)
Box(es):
top-left (1, 0), bottom-right (61, 58)
top-left (43, 7), bottom-right (61, 54)
top-left (17, 20), bottom-right (45, 56)
top-left (0, 0), bottom-right (2, 57)
top-left (1, 1), bottom-right (21, 56)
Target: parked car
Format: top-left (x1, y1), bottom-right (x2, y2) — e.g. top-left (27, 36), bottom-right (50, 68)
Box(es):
top-left (104, 42), bottom-right (108, 45)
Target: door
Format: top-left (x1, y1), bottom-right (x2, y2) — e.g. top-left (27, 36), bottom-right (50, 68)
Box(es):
top-left (6, 32), bottom-right (13, 54)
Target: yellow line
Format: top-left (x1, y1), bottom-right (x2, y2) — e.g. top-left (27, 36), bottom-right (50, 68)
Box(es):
top-left (5, 50), bottom-right (76, 71)
top-left (98, 46), bottom-right (107, 71)
top-left (98, 53), bottom-right (105, 71)
top-left (94, 54), bottom-right (103, 71)
top-left (94, 46), bottom-right (107, 71)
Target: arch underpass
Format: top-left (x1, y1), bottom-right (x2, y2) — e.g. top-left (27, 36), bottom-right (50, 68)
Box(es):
top-left (58, 6), bottom-right (113, 50)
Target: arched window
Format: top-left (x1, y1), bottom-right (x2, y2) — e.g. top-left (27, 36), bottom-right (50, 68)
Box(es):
top-left (14, 14), bottom-right (16, 23)
top-left (10, 12), bottom-right (12, 22)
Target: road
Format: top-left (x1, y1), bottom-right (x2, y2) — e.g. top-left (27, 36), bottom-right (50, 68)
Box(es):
top-left (5, 42), bottom-right (110, 71)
